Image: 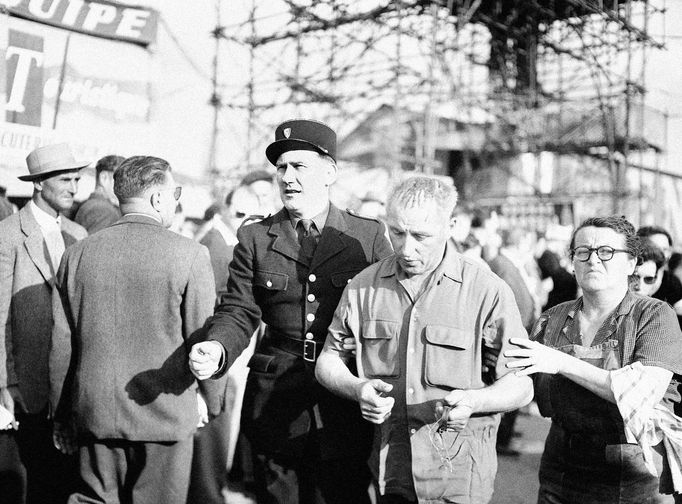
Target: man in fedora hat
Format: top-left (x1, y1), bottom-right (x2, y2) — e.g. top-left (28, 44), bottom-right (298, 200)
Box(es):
top-left (189, 119), bottom-right (393, 504)
top-left (0, 142), bottom-right (88, 504)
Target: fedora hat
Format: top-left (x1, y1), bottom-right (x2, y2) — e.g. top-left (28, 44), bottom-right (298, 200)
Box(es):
top-left (19, 143), bottom-right (90, 181)
top-left (265, 119), bottom-right (336, 166)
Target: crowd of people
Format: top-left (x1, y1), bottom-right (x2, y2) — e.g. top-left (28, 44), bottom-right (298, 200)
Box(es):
top-left (0, 118), bottom-right (682, 504)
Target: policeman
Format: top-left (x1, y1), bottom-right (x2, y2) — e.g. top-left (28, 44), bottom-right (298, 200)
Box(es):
top-left (189, 119), bottom-right (393, 504)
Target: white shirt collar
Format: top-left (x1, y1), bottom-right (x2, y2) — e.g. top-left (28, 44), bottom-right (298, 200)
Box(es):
top-left (29, 200), bottom-right (61, 231)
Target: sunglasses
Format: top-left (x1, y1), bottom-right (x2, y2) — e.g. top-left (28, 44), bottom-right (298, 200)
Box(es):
top-left (632, 274), bottom-right (657, 285)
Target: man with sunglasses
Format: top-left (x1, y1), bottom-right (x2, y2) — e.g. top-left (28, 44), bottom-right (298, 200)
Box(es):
top-left (50, 156), bottom-right (220, 504)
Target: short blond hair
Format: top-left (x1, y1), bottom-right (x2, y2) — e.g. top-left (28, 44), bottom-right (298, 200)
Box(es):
top-left (387, 176), bottom-right (458, 219)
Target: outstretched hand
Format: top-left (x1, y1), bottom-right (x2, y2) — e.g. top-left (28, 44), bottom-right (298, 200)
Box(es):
top-left (504, 338), bottom-right (566, 376)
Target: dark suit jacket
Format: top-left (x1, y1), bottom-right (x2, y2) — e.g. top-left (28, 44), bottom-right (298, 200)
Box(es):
top-left (206, 204), bottom-right (392, 459)
top-left (73, 191), bottom-right (120, 234)
top-left (488, 253), bottom-right (536, 332)
top-left (51, 214), bottom-right (219, 441)
top-left (0, 204), bottom-right (86, 413)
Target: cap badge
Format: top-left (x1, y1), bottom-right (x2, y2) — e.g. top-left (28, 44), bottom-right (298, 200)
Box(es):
top-left (283, 128), bottom-right (291, 138)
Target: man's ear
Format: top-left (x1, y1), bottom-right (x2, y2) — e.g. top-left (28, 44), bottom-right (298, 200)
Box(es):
top-left (149, 190), bottom-right (162, 211)
top-left (325, 162), bottom-right (338, 186)
top-left (33, 180), bottom-right (43, 192)
top-left (626, 256), bottom-right (637, 276)
top-left (449, 217), bottom-right (457, 234)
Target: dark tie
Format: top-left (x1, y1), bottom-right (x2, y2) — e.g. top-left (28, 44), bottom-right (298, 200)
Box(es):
top-left (297, 219), bottom-right (318, 260)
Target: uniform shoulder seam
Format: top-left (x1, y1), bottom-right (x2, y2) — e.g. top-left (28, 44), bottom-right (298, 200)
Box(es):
top-left (344, 208), bottom-right (382, 224)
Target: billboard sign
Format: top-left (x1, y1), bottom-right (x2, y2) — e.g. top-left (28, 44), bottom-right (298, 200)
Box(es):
top-left (1, 0), bottom-right (158, 46)
top-left (0, 13), bottom-right (154, 196)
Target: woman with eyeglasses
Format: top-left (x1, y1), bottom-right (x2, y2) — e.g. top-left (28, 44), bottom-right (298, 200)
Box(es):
top-left (505, 216), bottom-right (682, 503)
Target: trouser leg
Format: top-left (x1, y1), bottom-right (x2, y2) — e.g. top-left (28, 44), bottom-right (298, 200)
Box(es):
top-left (70, 437), bottom-right (193, 504)
top-left (131, 438), bottom-right (193, 504)
top-left (0, 430), bottom-right (25, 504)
top-left (187, 409), bottom-right (230, 504)
top-left (16, 411), bottom-right (78, 504)
top-left (252, 433), bottom-right (371, 504)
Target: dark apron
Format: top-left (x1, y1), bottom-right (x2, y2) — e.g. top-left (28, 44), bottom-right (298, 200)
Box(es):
top-left (536, 328), bottom-right (660, 503)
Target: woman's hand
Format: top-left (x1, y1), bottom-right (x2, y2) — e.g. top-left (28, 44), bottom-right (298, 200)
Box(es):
top-left (504, 338), bottom-right (568, 376)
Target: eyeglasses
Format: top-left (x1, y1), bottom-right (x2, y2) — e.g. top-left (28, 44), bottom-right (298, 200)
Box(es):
top-left (571, 246), bottom-right (629, 262)
top-left (632, 274), bottom-right (657, 285)
top-left (427, 402), bottom-right (458, 473)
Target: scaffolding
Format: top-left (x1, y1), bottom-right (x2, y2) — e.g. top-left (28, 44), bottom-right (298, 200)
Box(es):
top-left (211, 0), bottom-right (669, 224)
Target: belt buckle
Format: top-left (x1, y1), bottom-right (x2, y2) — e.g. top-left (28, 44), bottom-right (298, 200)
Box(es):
top-left (303, 340), bottom-right (317, 362)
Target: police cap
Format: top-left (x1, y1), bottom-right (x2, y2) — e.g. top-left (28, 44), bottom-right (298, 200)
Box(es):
top-left (265, 119), bottom-right (336, 166)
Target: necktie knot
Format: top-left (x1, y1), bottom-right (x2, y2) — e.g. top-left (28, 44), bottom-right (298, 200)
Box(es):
top-left (299, 219), bottom-right (314, 237)
top-left (297, 219), bottom-right (318, 260)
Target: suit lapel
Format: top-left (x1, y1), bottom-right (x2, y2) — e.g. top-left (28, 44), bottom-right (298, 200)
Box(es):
top-left (61, 223), bottom-right (78, 249)
top-left (269, 210), bottom-right (308, 266)
top-left (310, 205), bottom-right (348, 270)
top-left (20, 205), bottom-right (54, 285)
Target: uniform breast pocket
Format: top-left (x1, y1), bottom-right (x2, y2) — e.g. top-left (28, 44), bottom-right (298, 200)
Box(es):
top-left (361, 320), bottom-right (400, 378)
top-left (254, 270), bottom-right (288, 291)
top-left (424, 325), bottom-right (473, 389)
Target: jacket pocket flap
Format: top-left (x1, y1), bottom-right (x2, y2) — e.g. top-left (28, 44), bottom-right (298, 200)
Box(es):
top-left (248, 353), bottom-right (276, 373)
top-left (424, 325), bottom-right (471, 349)
top-left (331, 270), bottom-right (362, 288)
top-left (254, 270), bottom-right (288, 291)
top-left (362, 320), bottom-right (400, 339)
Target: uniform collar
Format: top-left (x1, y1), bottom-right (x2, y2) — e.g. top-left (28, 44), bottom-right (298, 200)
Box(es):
top-left (288, 205), bottom-right (329, 233)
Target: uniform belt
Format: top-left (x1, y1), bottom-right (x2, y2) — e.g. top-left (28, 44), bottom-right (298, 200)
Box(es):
top-left (268, 336), bottom-right (323, 363)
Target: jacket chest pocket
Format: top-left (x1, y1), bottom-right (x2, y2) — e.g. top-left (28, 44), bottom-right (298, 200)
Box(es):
top-left (424, 325), bottom-right (473, 389)
top-left (254, 270), bottom-right (288, 291)
top-left (361, 320), bottom-right (400, 378)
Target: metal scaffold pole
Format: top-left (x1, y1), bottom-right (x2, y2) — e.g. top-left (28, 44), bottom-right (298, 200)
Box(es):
top-left (208, 0), bottom-right (222, 173)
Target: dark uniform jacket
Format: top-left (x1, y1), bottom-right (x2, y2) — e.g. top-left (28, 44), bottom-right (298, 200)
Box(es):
top-left (206, 204), bottom-right (392, 459)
